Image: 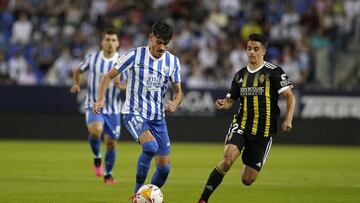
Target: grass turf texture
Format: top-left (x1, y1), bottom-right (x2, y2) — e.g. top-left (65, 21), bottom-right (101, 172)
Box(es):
top-left (0, 140), bottom-right (359, 203)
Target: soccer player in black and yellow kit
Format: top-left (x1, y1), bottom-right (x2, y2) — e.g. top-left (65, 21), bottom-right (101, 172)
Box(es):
top-left (197, 33), bottom-right (296, 203)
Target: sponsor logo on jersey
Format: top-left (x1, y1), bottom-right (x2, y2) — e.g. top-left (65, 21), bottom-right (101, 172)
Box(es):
top-left (280, 73), bottom-right (292, 87)
top-left (146, 75), bottom-right (163, 91)
top-left (240, 87), bottom-right (265, 96)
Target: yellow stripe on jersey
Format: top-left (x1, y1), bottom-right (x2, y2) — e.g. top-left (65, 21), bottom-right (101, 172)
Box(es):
top-left (241, 72), bottom-right (249, 129)
top-left (264, 74), bottom-right (271, 137)
top-left (252, 72), bottom-right (260, 135)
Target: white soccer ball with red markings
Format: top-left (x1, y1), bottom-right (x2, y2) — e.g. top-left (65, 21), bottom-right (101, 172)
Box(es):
top-left (135, 184), bottom-right (163, 203)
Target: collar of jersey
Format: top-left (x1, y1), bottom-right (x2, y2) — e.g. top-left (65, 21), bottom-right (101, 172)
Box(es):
top-left (247, 62), bottom-right (265, 73)
top-left (146, 46), bottom-right (165, 61)
top-left (100, 50), bottom-right (118, 61)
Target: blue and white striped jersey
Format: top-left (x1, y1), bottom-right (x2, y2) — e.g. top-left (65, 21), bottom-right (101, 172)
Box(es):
top-left (80, 50), bottom-right (127, 114)
top-left (113, 46), bottom-right (181, 120)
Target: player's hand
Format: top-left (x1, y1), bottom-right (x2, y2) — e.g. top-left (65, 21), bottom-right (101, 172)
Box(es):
top-left (92, 99), bottom-right (104, 115)
top-left (165, 100), bottom-right (177, 113)
top-left (215, 99), bottom-right (225, 109)
top-left (70, 84), bottom-right (80, 93)
top-left (281, 119), bottom-right (292, 132)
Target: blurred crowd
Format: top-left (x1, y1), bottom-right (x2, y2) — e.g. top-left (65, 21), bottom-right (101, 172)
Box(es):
top-left (0, 0), bottom-right (359, 90)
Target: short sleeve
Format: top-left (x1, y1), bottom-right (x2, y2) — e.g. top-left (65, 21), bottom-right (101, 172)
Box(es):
top-left (272, 67), bottom-right (294, 94)
top-left (79, 53), bottom-right (91, 71)
top-left (227, 73), bottom-right (240, 100)
top-left (171, 56), bottom-right (181, 83)
top-left (113, 49), bottom-right (135, 74)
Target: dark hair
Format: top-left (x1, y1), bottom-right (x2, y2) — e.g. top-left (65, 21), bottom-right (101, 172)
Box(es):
top-left (102, 29), bottom-right (119, 38)
top-left (151, 21), bottom-right (173, 42)
top-left (249, 33), bottom-right (268, 48)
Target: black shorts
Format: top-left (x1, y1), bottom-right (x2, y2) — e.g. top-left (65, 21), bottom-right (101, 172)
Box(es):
top-left (224, 122), bottom-right (272, 171)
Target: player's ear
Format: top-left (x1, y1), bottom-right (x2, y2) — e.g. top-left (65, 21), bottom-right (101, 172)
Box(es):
top-left (116, 40), bottom-right (120, 48)
top-left (262, 47), bottom-right (266, 57)
top-left (149, 33), bottom-right (154, 41)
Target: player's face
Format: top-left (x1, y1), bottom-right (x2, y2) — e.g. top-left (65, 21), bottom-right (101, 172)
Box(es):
top-left (247, 41), bottom-right (266, 64)
top-left (149, 34), bottom-right (170, 58)
top-left (101, 34), bottom-right (119, 53)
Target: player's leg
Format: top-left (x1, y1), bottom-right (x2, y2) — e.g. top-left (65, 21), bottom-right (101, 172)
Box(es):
top-left (86, 108), bottom-right (105, 176)
top-left (241, 136), bottom-right (273, 186)
top-left (87, 122), bottom-right (103, 158)
top-left (150, 119), bottom-right (171, 188)
top-left (198, 144), bottom-right (241, 203)
top-left (151, 155), bottom-right (170, 188)
top-left (198, 122), bottom-right (245, 203)
top-left (136, 130), bottom-right (158, 191)
top-left (241, 165), bottom-right (259, 186)
top-left (102, 134), bottom-right (117, 184)
top-left (123, 114), bottom-right (158, 193)
top-left (102, 114), bottom-right (121, 184)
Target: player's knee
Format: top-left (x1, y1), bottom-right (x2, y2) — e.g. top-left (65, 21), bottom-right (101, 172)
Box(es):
top-left (106, 140), bottom-right (116, 151)
top-left (220, 156), bottom-right (234, 172)
top-left (219, 159), bottom-right (232, 172)
top-left (241, 176), bottom-right (256, 186)
top-left (89, 127), bottom-right (102, 137)
top-left (142, 141), bottom-right (159, 156)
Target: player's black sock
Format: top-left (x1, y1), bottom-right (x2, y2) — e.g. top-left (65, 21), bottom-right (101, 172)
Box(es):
top-left (200, 166), bottom-right (226, 202)
top-left (94, 157), bottom-right (101, 167)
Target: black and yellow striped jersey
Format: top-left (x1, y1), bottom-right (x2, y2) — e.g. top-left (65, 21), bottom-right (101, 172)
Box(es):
top-left (227, 62), bottom-right (293, 137)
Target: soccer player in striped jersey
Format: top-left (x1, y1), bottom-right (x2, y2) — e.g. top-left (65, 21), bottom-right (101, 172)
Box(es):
top-left (70, 30), bottom-right (127, 185)
top-left (198, 33), bottom-right (296, 203)
top-left (93, 21), bottom-right (182, 200)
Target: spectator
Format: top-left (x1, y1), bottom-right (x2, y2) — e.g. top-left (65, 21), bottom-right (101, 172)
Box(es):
top-left (0, 51), bottom-right (14, 85)
top-left (44, 47), bottom-right (74, 86)
top-left (8, 50), bottom-right (29, 82)
top-left (280, 45), bottom-right (303, 87)
top-left (17, 66), bottom-right (37, 85)
top-left (11, 13), bottom-right (32, 45)
top-left (310, 27), bottom-right (331, 89)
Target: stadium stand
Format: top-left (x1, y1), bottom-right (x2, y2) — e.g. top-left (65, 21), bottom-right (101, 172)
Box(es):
top-left (0, 0), bottom-right (359, 90)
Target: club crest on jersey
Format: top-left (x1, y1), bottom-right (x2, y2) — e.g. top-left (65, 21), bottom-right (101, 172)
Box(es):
top-left (161, 66), bottom-right (169, 75)
top-left (259, 74), bottom-right (265, 84)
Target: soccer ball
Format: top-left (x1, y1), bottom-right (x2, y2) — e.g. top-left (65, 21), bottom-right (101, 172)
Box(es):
top-left (135, 184), bottom-right (163, 203)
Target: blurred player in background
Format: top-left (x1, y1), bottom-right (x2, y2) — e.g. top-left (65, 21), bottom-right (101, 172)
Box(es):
top-left (93, 21), bottom-right (182, 201)
top-left (198, 33), bottom-right (296, 203)
top-left (70, 29), bottom-right (127, 185)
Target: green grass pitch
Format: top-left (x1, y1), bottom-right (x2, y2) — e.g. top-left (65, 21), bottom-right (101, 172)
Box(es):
top-left (0, 140), bottom-right (359, 203)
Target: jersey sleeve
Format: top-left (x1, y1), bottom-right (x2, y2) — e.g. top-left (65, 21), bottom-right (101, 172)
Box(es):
top-left (226, 73), bottom-right (240, 100)
top-left (272, 67), bottom-right (294, 94)
top-left (113, 49), bottom-right (135, 74)
top-left (79, 53), bottom-right (91, 71)
top-left (170, 56), bottom-right (181, 83)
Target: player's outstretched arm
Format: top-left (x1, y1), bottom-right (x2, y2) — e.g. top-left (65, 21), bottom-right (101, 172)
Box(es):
top-left (93, 68), bottom-right (119, 115)
top-left (215, 97), bottom-right (235, 110)
top-left (70, 68), bottom-right (84, 93)
top-left (165, 83), bottom-right (183, 113)
top-left (280, 88), bottom-right (296, 132)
